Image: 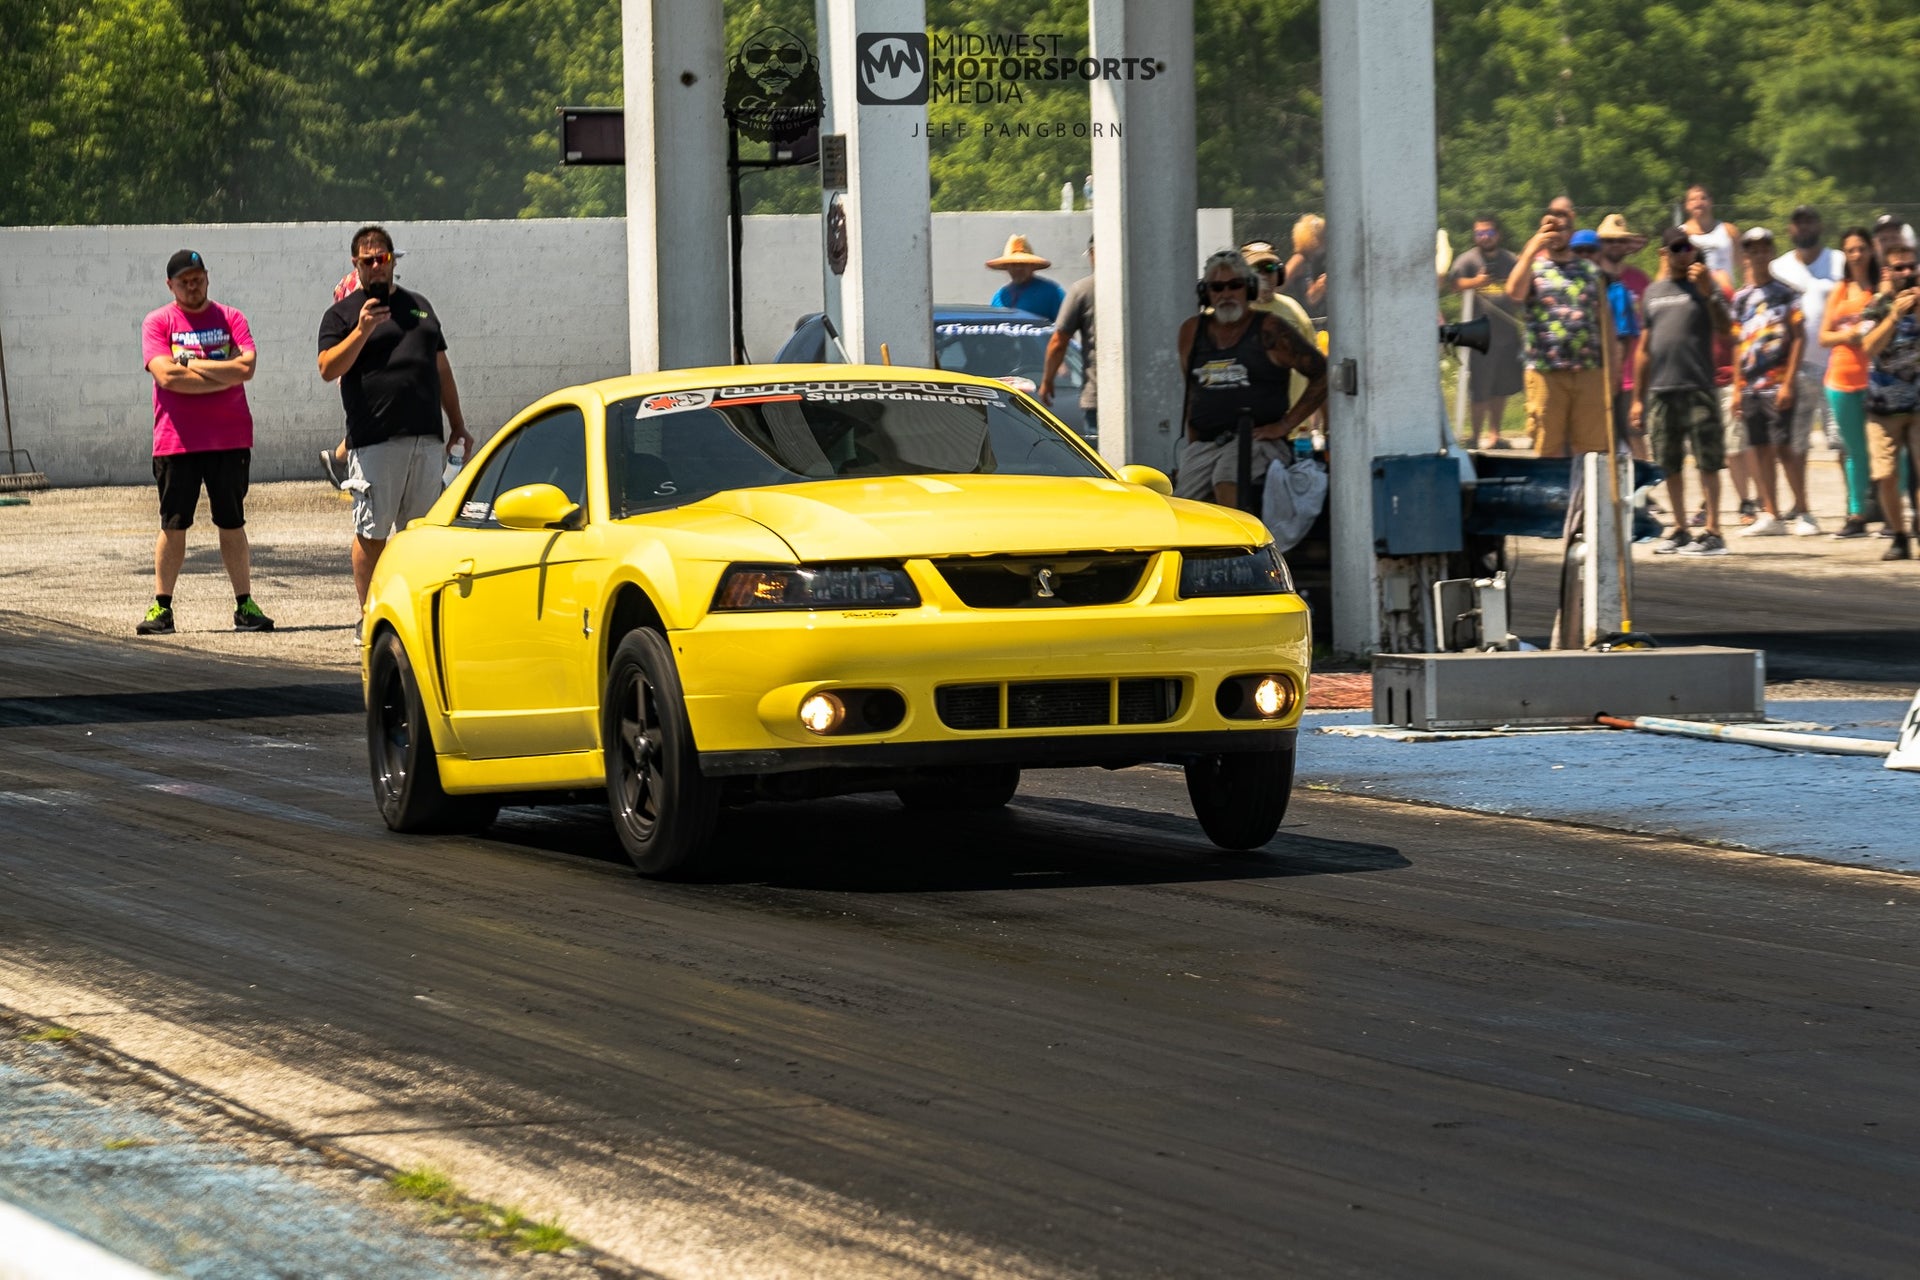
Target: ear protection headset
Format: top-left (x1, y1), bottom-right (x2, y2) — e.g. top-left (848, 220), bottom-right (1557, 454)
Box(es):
top-left (1194, 250), bottom-right (1261, 308)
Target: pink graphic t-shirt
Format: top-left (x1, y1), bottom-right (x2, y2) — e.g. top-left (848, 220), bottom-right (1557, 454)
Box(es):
top-left (141, 301), bottom-right (256, 456)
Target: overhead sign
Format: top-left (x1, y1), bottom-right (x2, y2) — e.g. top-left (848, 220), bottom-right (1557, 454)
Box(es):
top-left (559, 107), bottom-right (624, 166)
top-left (727, 25), bottom-right (821, 161)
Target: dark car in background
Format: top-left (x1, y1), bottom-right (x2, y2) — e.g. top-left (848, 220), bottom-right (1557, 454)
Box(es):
top-left (774, 304), bottom-right (1093, 444)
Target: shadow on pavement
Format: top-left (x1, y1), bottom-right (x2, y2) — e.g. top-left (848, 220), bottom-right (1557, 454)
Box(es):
top-left (482, 791), bottom-right (1408, 892)
top-left (0, 682), bottom-right (361, 728)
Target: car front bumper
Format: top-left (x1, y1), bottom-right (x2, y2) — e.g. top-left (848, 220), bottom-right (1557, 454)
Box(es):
top-left (672, 590), bottom-right (1311, 775)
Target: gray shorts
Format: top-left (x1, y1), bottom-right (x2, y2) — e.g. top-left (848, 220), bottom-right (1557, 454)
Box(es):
top-left (1175, 433), bottom-right (1286, 500)
top-left (1785, 366), bottom-right (1826, 451)
top-left (346, 436), bottom-right (443, 539)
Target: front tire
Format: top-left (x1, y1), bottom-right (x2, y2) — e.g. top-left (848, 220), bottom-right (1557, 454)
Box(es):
top-left (367, 631), bottom-right (499, 834)
top-left (1184, 746), bottom-right (1294, 850)
top-left (604, 629), bottom-right (721, 877)
top-left (895, 766), bottom-right (1021, 812)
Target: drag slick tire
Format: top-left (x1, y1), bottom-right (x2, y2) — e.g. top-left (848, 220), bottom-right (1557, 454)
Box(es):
top-left (895, 766), bottom-right (1021, 812)
top-left (367, 630), bottom-right (499, 834)
top-left (1184, 746), bottom-right (1294, 850)
top-left (605, 629), bottom-right (721, 877)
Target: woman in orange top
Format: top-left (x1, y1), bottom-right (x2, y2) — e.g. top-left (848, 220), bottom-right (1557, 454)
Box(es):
top-left (1821, 227), bottom-right (1880, 536)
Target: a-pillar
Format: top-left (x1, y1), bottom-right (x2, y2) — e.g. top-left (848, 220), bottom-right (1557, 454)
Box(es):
top-left (1322, 0), bottom-right (1441, 655)
top-left (622, 0), bottom-right (730, 371)
top-left (817, 0), bottom-right (933, 366)
top-left (1090, 0), bottom-right (1195, 470)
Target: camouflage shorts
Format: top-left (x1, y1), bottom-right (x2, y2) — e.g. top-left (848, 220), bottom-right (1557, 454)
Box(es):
top-left (1646, 388), bottom-right (1725, 473)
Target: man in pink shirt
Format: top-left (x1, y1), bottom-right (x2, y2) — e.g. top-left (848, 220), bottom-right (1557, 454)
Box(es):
top-left (137, 249), bottom-right (274, 635)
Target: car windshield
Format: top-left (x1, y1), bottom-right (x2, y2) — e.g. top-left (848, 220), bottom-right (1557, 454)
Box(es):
top-left (607, 379), bottom-right (1106, 517)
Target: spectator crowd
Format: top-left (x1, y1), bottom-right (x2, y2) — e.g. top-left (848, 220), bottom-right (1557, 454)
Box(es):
top-left (1449, 188), bottom-right (1920, 563)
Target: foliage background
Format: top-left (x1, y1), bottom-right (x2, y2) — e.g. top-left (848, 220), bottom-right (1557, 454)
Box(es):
top-left (5, 0), bottom-right (1920, 239)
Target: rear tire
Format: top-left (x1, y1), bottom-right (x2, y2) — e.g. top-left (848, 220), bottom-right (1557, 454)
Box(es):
top-left (895, 766), bottom-right (1020, 812)
top-left (367, 631), bottom-right (499, 834)
top-left (604, 629), bottom-right (721, 877)
top-left (1184, 746), bottom-right (1294, 850)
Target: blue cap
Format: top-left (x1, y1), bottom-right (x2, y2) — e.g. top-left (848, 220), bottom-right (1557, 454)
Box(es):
top-left (1569, 229), bottom-right (1600, 249)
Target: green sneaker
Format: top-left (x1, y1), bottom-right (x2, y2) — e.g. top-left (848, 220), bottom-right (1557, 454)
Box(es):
top-left (233, 598), bottom-right (275, 632)
top-left (136, 602), bottom-right (174, 636)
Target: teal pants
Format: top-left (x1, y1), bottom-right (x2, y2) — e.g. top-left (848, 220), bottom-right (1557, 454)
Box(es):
top-left (1828, 387), bottom-right (1871, 516)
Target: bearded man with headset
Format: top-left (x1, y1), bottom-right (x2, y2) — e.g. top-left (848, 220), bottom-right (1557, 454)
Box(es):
top-left (1174, 247), bottom-right (1330, 507)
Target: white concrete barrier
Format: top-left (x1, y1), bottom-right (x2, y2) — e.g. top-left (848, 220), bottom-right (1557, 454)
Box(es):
top-left (0, 209), bottom-right (1230, 486)
top-left (0, 1200), bottom-right (161, 1280)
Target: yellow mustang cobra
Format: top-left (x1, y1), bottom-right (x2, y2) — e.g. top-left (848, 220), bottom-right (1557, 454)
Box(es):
top-left (362, 365), bottom-right (1310, 875)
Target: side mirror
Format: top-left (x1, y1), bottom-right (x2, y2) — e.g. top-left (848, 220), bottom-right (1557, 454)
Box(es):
top-left (1118, 464), bottom-right (1174, 497)
top-left (492, 483), bottom-right (581, 530)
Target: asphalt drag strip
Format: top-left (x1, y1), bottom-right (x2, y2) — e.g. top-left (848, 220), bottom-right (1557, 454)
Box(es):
top-left (2, 617), bottom-right (1919, 1278)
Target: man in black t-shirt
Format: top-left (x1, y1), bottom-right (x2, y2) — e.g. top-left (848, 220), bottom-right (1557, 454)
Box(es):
top-left (317, 225), bottom-right (474, 610)
top-left (1630, 227), bottom-right (1736, 555)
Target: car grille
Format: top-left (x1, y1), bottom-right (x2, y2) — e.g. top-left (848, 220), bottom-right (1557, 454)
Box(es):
top-left (935, 679), bottom-right (1182, 731)
top-left (931, 554), bottom-right (1151, 608)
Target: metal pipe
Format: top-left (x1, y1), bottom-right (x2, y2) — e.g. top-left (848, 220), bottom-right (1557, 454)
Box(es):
top-left (1597, 714), bottom-right (1893, 757)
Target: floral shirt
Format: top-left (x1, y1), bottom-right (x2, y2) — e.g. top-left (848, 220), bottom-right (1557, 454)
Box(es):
top-left (1520, 257), bottom-right (1605, 373)
top-left (1731, 280), bottom-right (1803, 397)
top-left (1861, 293), bottom-right (1920, 415)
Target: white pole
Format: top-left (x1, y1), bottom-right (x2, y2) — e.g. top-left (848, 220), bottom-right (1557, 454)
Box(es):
top-left (622, 0), bottom-right (730, 371)
top-left (1090, 0), bottom-right (1196, 470)
top-left (1322, 0), bottom-right (1442, 656)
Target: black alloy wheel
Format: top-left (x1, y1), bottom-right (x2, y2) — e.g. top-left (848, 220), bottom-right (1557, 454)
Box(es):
top-left (604, 629), bottom-right (721, 876)
top-left (366, 630), bottom-right (498, 834)
top-left (895, 765), bottom-right (1022, 813)
top-left (1184, 746), bottom-right (1295, 850)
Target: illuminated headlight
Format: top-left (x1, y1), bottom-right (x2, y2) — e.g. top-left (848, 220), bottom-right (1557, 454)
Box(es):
top-left (713, 563), bottom-right (920, 611)
top-left (1178, 546), bottom-right (1294, 597)
top-left (799, 692), bottom-right (846, 734)
top-left (1253, 676), bottom-right (1287, 717)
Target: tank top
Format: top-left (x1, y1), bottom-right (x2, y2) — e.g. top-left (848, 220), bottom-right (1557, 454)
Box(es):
top-left (1689, 222), bottom-right (1734, 284)
top-left (1187, 316), bottom-right (1294, 440)
top-left (1824, 279), bottom-right (1875, 393)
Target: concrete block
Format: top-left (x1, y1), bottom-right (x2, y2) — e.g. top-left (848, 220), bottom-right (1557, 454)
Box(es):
top-left (1371, 647), bottom-right (1766, 731)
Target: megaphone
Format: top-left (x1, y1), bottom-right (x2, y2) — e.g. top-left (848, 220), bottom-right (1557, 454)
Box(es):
top-left (1437, 315), bottom-right (1492, 355)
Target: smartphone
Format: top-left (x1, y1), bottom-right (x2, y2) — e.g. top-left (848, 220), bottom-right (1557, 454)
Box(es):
top-left (365, 280), bottom-right (392, 302)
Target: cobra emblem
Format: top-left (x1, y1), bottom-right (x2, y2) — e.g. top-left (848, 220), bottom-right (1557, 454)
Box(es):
top-left (1034, 567), bottom-right (1056, 599)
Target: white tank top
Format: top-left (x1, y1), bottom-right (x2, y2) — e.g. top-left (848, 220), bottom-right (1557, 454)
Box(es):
top-left (1689, 222), bottom-right (1734, 282)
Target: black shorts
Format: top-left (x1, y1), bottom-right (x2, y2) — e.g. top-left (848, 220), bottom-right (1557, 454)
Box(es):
top-left (1740, 391), bottom-right (1788, 448)
top-left (153, 448), bottom-right (250, 531)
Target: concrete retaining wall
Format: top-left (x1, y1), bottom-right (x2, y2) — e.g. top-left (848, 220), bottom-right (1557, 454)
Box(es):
top-left (0, 209), bottom-right (1231, 485)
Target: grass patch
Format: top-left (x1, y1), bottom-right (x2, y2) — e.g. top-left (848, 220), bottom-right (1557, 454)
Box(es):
top-left (19, 1026), bottom-right (76, 1043)
top-left (103, 1137), bottom-right (154, 1151)
top-left (388, 1165), bottom-right (579, 1254)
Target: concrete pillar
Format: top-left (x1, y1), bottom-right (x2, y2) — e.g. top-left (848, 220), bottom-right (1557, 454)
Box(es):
top-left (1090, 0), bottom-right (1195, 470)
top-left (622, 0), bottom-right (730, 371)
top-left (1321, 0), bottom-right (1441, 655)
top-left (817, 0), bottom-right (933, 366)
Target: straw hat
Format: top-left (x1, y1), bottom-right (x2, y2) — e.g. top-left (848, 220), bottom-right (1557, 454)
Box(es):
top-left (1597, 213), bottom-right (1648, 251)
top-left (986, 234), bottom-right (1051, 269)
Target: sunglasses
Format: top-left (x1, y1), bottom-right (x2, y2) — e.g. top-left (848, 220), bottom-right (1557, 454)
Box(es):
top-left (743, 44), bottom-right (803, 65)
top-left (1667, 243), bottom-right (1696, 254)
top-left (1253, 262), bottom-right (1281, 274)
top-left (1573, 246), bottom-right (1599, 254)
top-left (1207, 279), bottom-right (1247, 293)
top-left (355, 250), bottom-right (397, 268)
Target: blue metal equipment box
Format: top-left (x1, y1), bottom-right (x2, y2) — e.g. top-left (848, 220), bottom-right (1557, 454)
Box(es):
top-left (1371, 454), bottom-right (1463, 556)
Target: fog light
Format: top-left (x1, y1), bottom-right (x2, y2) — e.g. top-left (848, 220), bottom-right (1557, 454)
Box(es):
top-left (1253, 676), bottom-right (1291, 718)
top-left (799, 692), bottom-right (846, 735)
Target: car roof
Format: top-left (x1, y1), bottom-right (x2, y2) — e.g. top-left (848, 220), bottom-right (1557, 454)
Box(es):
top-left (933, 303), bottom-right (1052, 326)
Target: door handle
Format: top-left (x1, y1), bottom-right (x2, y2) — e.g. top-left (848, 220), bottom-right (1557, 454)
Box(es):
top-left (454, 559), bottom-right (474, 579)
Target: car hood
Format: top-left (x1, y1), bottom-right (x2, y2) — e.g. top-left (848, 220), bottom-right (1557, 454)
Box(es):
top-left (694, 474), bottom-right (1266, 561)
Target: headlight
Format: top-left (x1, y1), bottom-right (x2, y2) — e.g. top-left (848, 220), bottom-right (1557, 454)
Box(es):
top-left (712, 562), bottom-right (921, 611)
top-left (1178, 546), bottom-right (1294, 597)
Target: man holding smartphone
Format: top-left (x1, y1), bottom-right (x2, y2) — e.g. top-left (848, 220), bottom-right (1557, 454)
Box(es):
top-left (317, 225), bottom-right (475, 612)
top-left (1505, 207), bottom-right (1617, 457)
top-left (1859, 242), bottom-right (1920, 561)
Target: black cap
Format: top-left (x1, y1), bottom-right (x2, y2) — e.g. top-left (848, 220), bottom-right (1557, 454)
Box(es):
top-left (1875, 214), bottom-right (1903, 232)
top-left (1789, 204), bottom-right (1819, 222)
top-left (166, 249), bottom-right (205, 279)
top-left (1661, 226), bottom-right (1694, 252)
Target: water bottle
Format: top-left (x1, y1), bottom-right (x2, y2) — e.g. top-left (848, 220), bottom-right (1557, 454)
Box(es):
top-left (1293, 435), bottom-right (1313, 461)
top-left (442, 440), bottom-right (466, 488)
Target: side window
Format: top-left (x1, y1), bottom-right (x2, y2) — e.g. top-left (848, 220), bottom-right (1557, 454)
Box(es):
top-left (454, 406), bottom-right (589, 528)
